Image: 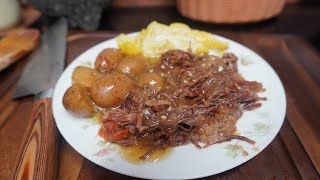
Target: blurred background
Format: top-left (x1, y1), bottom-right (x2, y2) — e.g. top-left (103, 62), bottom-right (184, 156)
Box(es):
top-left (0, 0), bottom-right (319, 49)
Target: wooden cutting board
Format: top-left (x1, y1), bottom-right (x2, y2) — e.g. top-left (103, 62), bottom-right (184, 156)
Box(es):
top-left (0, 31), bottom-right (319, 180)
top-left (0, 28), bottom-right (40, 72)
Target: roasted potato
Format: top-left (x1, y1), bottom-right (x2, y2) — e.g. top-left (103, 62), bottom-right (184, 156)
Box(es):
top-left (137, 72), bottom-right (164, 90)
top-left (63, 83), bottom-right (96, 117)
top-left (95, 48), bottom-right (124, 73)
top-left (72, 66), bottom-right (103, 88)
top-left (115, 55), bottom-right (148, 78)
top-left (91, 73), bottom-right (133, 108)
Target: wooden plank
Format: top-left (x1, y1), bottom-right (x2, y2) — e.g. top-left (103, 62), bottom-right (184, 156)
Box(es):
top-left (11, 98), bottom-right (59, 180)
top-left (0, 29), bottom-right (40, 71)
top-left (0, 56), bottom-right (29, 97)
top-left (280, 119), bottom-right (319, 179)
top-left (57, 138), bottom-right (84, 180)
top-left (77, 159), bottom-right (139, 180)
top-left (238, 34), bottom-right (320, 173)
top-left (0, 100), bottom-right (33, 178)
top-left (276, 39), bottom-right (319, 173)
top-left (286, 94), bottom-right (320, 173)
top-left (280, 38), bottom-right (320, 109)
top-left (282, 35), bottom-right (320, 90)
top-left (0, 86), bottom-right (22, 128)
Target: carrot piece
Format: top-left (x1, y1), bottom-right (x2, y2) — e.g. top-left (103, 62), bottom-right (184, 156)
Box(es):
top-left (108, 129), bottom-right (129, 142)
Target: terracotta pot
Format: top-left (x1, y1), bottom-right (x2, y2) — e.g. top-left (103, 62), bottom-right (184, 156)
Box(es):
top-left (177, 0), bottom-right (286, 23)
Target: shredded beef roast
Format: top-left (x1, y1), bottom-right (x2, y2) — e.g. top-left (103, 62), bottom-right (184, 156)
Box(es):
top-left (100, 50), bottom-right (265, 159)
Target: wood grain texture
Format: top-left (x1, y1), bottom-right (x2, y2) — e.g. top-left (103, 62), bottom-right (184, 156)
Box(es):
top-left (0, 100), bottom-right (33, 179)
top-left (0, 32), bottom-right (319, 179)
top-left (11, 98), bottom-right (58, 180)
top-left (280, 119), bottom-right (319, 179)
top-left (0, 28), bottom-right (40, 72)
top-left (0, 54), bottom-right (30, 97)
top-left (58, 140), bottom-right (83, 180)
top-left (236, 33), bottom-right (320, 174)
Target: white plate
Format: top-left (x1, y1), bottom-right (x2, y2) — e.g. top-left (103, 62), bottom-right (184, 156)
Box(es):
top-left (52, 33), bottom-right (286, 179)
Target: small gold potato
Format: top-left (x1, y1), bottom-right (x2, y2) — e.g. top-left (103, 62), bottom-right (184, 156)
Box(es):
top-left (115, 55), bottom-right (148, 78)
top-left (90, 73), bottom-right (133, 108)
top-left (72, 66), bottom-right (103, 88)
top-left (95, 48), bottom-right (124, 73)
top-left (62, 83), bottom-right (96, 117)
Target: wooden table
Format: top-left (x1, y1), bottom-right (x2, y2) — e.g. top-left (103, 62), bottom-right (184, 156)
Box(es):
top-left (0, 31), bottom-right (319, 179)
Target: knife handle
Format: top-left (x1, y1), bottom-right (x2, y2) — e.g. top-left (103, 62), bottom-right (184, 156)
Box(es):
top-left (12, 98), bottom-right (58, 180)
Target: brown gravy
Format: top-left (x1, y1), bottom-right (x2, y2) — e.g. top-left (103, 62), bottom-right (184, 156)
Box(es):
top-left (118, 134), bottom-right (172, 164)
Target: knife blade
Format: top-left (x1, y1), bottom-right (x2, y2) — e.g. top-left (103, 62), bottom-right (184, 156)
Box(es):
top-left (12, 18), bottom-right (67, 180)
